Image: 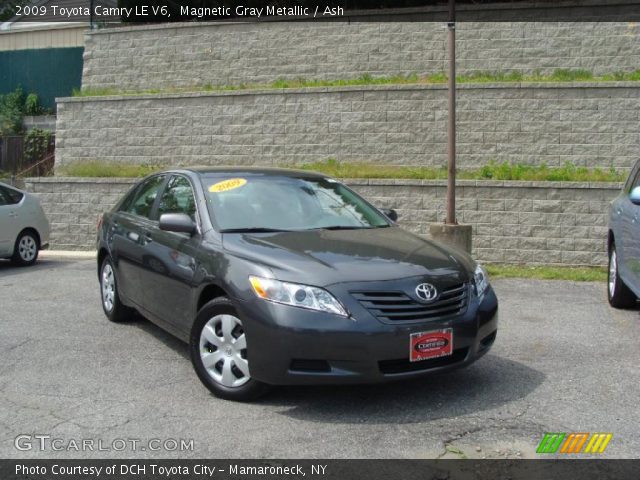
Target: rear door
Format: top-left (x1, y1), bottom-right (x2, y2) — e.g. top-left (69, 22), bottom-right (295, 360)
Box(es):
top-left (109, 174), bottom-right (167, 306)
top-left (0, 185), bottom-right (25, 256)
top-left (139, 174), bottom-right (201, 330)
top-left (620, 168), bottom-right (640, 288)
top-left (0, 187), bottom-right (15, 255)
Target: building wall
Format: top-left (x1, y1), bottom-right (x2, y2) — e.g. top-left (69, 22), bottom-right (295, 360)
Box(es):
top-left (0, 25), bottom-right (86, 51)
top-left (56, 83), bottom-right (640, 170)
top-left (81, 21), bottom-right (640, 91)
top-left (23, 177), bottom-right (617, 266)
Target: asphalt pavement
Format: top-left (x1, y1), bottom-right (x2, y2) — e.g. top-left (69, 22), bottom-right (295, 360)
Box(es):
top-left (0, 258), bottom-right (638, 459)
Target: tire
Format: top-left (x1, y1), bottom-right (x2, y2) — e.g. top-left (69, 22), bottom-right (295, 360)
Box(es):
top-left (99, 256), bottom-right (135, 322)
top-left (190, 296), bottom-right (270, 401)
top-left (608, 243), bottom-right (637, 309)
top-left (11, 230), bottom-right (39, 266)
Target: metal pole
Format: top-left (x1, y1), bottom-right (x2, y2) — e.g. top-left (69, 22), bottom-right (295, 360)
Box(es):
top-left (446, 0), bottom-right (456, 225)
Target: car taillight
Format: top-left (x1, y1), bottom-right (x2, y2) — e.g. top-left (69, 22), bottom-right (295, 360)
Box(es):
top-left (97, 214), bottom-right (103, 231)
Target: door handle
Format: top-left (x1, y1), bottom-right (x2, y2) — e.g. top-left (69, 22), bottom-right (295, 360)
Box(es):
top-left (8, 212), bottom-right (17, 218)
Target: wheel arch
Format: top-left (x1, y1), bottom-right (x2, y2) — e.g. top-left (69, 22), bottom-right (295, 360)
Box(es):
top-left (608, 229), bottom-right (615, 253)
top-left (97, 247), bottom-right (109, 276)
top-left (17, 227), bottom-right (40, 248)
top-left (197, 283), bottom-right (230, 313)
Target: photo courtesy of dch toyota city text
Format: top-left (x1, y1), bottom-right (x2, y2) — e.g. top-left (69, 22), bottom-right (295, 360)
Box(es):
top-left (1, 1), bottom-right (639, 479)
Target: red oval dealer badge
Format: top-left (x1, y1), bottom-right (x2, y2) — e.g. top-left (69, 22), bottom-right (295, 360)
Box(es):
top-left (410, 329), bottom-right (453, 362)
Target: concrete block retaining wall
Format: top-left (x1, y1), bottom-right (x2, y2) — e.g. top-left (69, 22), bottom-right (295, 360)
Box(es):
top-left (24, 177), bottom-right (620, 266)
top-left (81, 21), bottom-right (640, 92)
top-left (55, 83), bottom-right (640, 170)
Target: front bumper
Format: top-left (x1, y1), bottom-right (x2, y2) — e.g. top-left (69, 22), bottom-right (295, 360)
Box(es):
top-left (234, 284), bottom-right (499, 386)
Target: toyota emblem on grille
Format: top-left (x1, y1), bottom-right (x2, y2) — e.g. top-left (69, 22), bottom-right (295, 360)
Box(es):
top-left (415, 283), bottom-right (438, 302)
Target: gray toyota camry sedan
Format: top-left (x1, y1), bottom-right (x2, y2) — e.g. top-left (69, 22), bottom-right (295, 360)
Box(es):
top-left (608, 159), bottom-right (640, 308)
top-left (97, 168), bottom-right (499, 400)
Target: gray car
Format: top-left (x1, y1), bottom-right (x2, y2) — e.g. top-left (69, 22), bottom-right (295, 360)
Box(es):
top-left (0, 182), bottom-right (50, 266)
top-left (608, 160), bottom-right (640, 308)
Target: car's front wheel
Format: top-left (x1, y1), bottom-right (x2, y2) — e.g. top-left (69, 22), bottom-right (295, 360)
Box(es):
top-left (190, 297), bottom-right (270, 401)
top-left (11, 230), bottom-right (39, 266)
top-left (608, 244), bottom-right (637, 309)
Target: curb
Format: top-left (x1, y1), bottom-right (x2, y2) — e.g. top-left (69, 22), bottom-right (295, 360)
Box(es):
top-left (41, 250), bottom-right (96, 259)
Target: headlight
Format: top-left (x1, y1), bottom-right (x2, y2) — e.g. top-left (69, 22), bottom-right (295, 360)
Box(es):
top-left (249, 276), bottom-right (348, 317)
top-left (474, 264), bottom-right (489, 297)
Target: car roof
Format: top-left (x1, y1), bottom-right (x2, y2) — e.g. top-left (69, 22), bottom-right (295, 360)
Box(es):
top-left (173, 166), bottom-right (330, 180)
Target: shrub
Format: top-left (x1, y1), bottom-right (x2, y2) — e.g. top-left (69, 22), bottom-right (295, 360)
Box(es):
top-left (24, 93), bottom-right (43, 116)
top-left (0, 87), bottom-right (25, 135)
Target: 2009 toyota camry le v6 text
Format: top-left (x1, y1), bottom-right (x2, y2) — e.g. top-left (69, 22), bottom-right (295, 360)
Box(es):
top-left (97, 168), bottom-right (498, 400)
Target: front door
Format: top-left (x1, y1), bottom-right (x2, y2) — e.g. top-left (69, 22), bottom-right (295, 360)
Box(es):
top-left (139, 174), bottom-right (200, 330)
top-left (620, 171), bottom-right (640, 289)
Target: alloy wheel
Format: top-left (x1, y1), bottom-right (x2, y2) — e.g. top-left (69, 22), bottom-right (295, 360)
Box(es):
top-left (101, 262), bottom-right (116, 312)
top-left (199, 314), bottom-right (250, 388)
top-left (18, 235), bottom-right (37, 262)
top-left (609, 249), bottom-right (617, 298)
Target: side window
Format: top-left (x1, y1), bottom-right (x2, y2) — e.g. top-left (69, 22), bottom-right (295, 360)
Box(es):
top-left (0, 186), bottom-right (23, 205)
top-left (631, 169), bottom-right (640, 192)
top-left (625, 162), bottom-right (640, 193)
top-left (0, 188), bottom-right (9, 206)
top-left (157, 176), bottom-right (197, 221)
top-left (124, 175), bottom-right (165, 219)
top-left (118, 185), bottom-right (141, 212)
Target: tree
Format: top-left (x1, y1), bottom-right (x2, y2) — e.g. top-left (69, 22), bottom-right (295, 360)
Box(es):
top-left (0, 0), bottom-right (30, 22)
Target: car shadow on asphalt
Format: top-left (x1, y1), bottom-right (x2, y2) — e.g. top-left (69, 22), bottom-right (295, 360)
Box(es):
top-left (126, 313), bottom-right (192, 361)
top-left (260, 355), bottom-right (546, 424)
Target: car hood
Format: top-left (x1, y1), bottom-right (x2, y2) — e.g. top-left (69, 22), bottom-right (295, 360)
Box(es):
top-left (221, 226), bottom-right (474, 286)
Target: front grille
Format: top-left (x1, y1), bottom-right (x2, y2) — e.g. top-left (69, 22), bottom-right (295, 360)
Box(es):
top-left (379, 347), bottom-right (469, 374)
top-left (352, 283), bottom-right (468, 323)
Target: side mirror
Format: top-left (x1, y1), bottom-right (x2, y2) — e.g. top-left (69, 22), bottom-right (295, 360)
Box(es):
top-left (159, 213), bottom-right (196, 235)
top-left (381, 208), bottom-right (398, 222)
top-left (631, 186), bottom-right (640, 206)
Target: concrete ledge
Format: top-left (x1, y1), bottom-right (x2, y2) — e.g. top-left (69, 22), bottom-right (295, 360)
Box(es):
top-left (59, 81), bottom-right (640, 104)
top-left (41, 250), bottom-right (96, 259)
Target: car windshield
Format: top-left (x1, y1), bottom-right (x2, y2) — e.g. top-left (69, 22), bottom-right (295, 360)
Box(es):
top-left (201, 174), bottom-right (390, 232)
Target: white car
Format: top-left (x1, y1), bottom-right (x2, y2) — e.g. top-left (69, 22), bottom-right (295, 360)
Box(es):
top-left (0, 182), bottom-right (50, 266)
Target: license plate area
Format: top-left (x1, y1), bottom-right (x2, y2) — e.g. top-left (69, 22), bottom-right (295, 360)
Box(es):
top-left (410, 329), bottom-right (453, 362)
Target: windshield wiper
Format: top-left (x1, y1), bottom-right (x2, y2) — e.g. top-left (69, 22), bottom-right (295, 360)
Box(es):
top-left (319, 225), bottom-right (375, 230)
top-left (220, 227), bottom-right (292, 233)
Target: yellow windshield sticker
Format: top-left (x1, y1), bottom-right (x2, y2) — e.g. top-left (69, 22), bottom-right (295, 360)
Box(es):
top-left (209, 178), bottom-right (247, 193)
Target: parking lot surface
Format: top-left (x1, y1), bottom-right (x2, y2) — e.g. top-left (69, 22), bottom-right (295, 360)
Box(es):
top-left (1, 258), bottom-right (638, 459)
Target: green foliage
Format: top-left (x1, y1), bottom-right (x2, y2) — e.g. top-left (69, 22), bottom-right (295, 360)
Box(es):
top-left (73, 69), bottom-right (640, 98)
top-left (486, 264), bottom-right (607, 282)
top-left (292, 159), bottom-right (626, 183)
top-left (24, 93), bottom-right (43, 116)
top-left (0, 88), bottom-right (49, 134)
top-left (0, 87), bottom-right (25, 135)
top-left (0, 0), bottom-right (29, 21)
top-left (475, 160), bottom-right (625, 182)
top-left (57, 159), bottom-right (625, 184)
top-left (23, 128), bottom-right (51, 164)
top-left (58, 160), bottom-right (166, 178)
